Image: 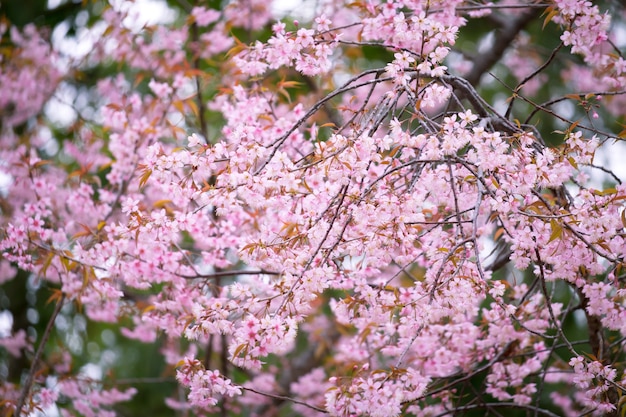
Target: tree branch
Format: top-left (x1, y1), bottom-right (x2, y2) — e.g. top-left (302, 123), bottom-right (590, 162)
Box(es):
top-left (465, 9), bottom-right (541, 86)
top-left (15, 293), bottom-right (65, 416)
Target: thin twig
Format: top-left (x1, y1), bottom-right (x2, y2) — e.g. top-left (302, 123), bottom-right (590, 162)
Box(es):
top-left (15, 293), bottom-right (66, 416)
top-left (431, 402), bottom-right (561, 417)
top-left (254, 69), bottom-right (390, 175)
top-left (179, 269), bottom-right (280, 280)
top-left (505, 41), bottom-right (564, 119)
top-left (464, 8), bottom-right (541, 86)
top-left (241, 386), bottom-right (328, 413)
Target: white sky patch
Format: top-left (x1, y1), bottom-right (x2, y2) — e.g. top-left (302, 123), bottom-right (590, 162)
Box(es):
top-left (50, 0), bottom-right (177, 66)
top-left (51, 20), bottom-right (103, 64)
top-left (612, 18), bottom-right (626, 48)
top-left (477, 30), bottom-right (495, 54)
top-left (112, 0), bottom-right (177, 30)
top-left (45, 83), bottom-right (78, 127)
top-left (47, 0), bottom-right (64, 8)
top-left (596, 141), bottom-right (626, 183)
top-left (0, 311), bottom-right (13, 337)
top-left (81, 363), bottom-right (103, 380)
top-left (0, 173), bottom-right (13, 197)
top-left (272, 0), bottom-right (315, 20)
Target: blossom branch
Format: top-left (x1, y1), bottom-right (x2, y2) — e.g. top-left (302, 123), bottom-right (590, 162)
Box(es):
top-left (14, 293), bottom-right (65, 416)
top-left (241, 386), bottom-right (328, 413)
top-left (432, 402), bottom-right (561, 417)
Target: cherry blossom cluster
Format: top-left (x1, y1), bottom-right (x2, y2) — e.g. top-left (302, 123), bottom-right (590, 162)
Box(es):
top-left (550, 0), bottom-right (626, 116)
top-left (176, 358), bottom-right (241, 410)
top-left (234, 16), bottom-right (337, 76)
top-left (57, 380), bottom-right (137, 417)
top-left (325, 369), bottom-right (429, 417)
top-left (553, 0), bottom-right (610, 59)
top-left (2, 1), bottom-right (626, 416)
top-left (568, 356), bottom-right (619, 415)
top-left (0, 23), bottom-right (63, 127)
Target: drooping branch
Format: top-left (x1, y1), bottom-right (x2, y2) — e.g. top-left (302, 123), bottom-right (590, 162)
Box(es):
top-left (465, 9), bottom-right (541, 86)
top-left (432, 402), bottom-right (561, 417)
top-left (243, 386), bottom-right (329, 414)
top-left (15, 293), bottom-right (66, 416)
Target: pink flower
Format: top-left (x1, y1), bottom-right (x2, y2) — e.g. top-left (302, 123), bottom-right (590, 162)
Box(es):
top-left (191, 7), bottom-right (220, 27)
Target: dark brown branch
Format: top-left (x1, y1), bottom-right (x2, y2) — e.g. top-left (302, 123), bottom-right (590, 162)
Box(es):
top-left (191, 22), bottom-right (208, 140)
top-left (438, 74), bottom-right (521, 134)
top-left (577, 287), bottom-right (609, 361)
top-left (15, 293), bottom-right (65, 416)
top-left (491, 73), bottom-right (625, 142)
top-left (431, 402), bottom-right (561, 417)
top-left (242, 386), bottom-right (328, 414)
top-left (179, 269), bottom-right (280, 279)
top-left (505, 41), bottom-right (564, 119)
top-left (220, 333), bottom-right (228, 417)
top-left (465, 9), bottom-right (541, 86)
top-left (576, 283), bottom-right (619, 415)
top-left (258, 326), bottom-right (341, 415)
top-left (484, 238), bottom-right (511, 272)
top-left (534, 247), bottom-right (577, 355)
top-left (254, 69), bottom-right (390, 175)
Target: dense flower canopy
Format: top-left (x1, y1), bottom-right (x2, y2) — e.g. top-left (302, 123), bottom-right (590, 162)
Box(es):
top-left (1, 0), bottom-right (626, 416)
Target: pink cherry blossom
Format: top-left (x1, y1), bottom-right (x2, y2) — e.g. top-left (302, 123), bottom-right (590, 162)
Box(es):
top-left (2, 1), bottom-right (626, 416)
